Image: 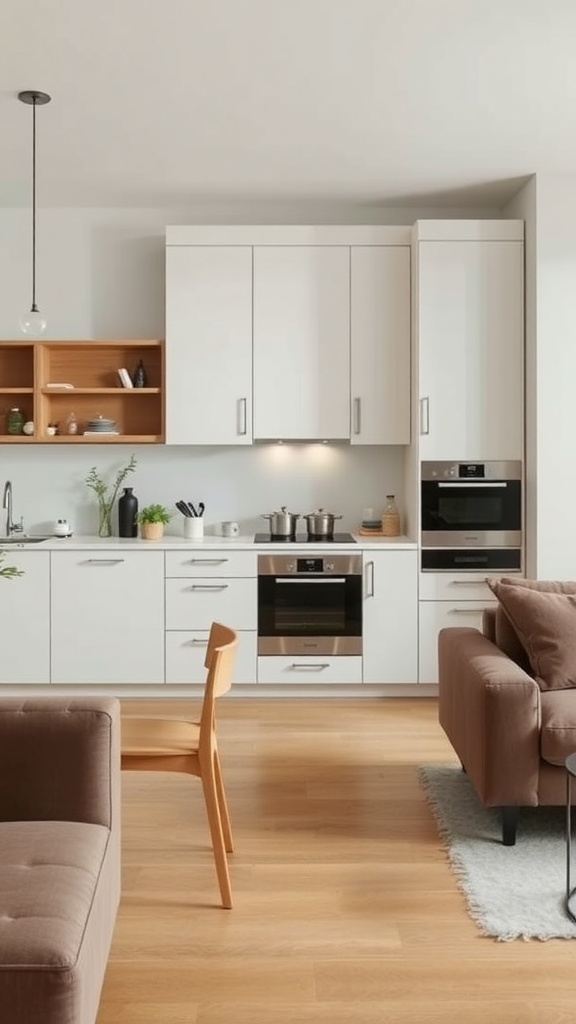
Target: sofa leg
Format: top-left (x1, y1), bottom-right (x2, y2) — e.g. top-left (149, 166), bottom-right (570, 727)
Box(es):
top-left (501, 806), bottom-right (518, 846)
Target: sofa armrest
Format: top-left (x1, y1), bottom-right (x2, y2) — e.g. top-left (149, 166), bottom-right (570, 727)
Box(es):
top-left (438, 628), bottom-right (541, 807)
top-left (0, 697), bottom-right (120, 828)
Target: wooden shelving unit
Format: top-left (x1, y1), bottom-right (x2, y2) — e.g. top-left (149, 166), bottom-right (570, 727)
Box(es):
top-left (0, 340), bottom-right (164, 444)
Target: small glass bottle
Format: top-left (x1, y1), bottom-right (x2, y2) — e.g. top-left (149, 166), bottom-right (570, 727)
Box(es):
top-left (382, 495), bottom-right (401, 537)
top-left (6, 407), bottom-right (24, 435)
top-left (66, 411), bottom-right (78, 435)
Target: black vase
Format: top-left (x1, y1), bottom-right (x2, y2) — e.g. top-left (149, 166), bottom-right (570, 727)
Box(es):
top-left (118, 487), bottom-right (138, 538)
top-left (132, 359), bottom-right (147, 388)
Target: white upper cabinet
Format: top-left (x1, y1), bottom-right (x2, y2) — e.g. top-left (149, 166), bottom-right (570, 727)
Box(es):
top-left (415, 225), bottom-right (524, 461)
top-left (350, 246), bottom-right (411, 445)
top-left (165, 245), bottom-right (253, 445)
top-left (253, 245), bottom-right (350, 441)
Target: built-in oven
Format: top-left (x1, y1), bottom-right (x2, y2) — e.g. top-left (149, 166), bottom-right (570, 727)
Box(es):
top-left (257, 553), bottom-right (362, 655)
top-left (420, 460), bottom-right (523, 572)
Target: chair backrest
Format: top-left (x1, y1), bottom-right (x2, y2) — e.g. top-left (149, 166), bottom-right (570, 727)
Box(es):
top-left (199, 623), bottom-right (239, 755)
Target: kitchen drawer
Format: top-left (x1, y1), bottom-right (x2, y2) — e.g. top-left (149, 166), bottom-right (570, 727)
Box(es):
top-left (418, 599), bottom-right (495, 684)
top-left (165, 577), bottom-right (257, 631)
top-left (166, 630), bottom-right (257, 685)
top-left (165, 550), bottom-right (256, 578)
top-left (258, 655), bottom-right (363, 685)
top-left (418, 572), bottom-right (504, 602)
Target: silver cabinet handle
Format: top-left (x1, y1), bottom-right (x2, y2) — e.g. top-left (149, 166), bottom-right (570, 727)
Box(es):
top-left (84, 558), bottom-right (125, 565)
top-left (450, 606), bottom-right (489, 614)
top-left (187, 638), bottom-right (209, 646)
top-left (419, 396), bottom-right (429, 435)
top-left (450, 579), bottom-right (492, 586)
top-left (188, 584), bottom-right (229, 591)
top-left (289, 663), bottom-right (330, 670)
top-left (187, 558), bottom-right (228, 565)
top-left (238, 397), bottom-right (248, 436)
top-left (365, 560), bottom-right (375, 598)
top-left (353, 397), bottom-right (361, 435)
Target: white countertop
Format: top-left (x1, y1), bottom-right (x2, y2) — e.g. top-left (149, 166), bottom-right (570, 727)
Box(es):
top-left (3, 532), bottom-right (417, 552)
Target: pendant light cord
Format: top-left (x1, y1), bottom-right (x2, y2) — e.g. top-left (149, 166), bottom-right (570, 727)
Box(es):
top-left (31, 96), bottom-right (37, 312)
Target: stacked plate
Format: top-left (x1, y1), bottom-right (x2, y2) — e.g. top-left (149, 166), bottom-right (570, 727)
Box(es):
top-left (85, 416), bottom-right (118, 434)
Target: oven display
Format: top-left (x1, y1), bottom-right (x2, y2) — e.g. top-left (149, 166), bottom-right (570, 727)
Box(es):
top-left (297, 558), bottom-right (323, 572)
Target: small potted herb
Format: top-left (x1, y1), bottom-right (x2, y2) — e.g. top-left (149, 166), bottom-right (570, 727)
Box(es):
top-left (136, 503), bottom-right (171, 541)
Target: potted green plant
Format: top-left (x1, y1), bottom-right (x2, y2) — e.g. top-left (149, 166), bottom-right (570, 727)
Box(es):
top-left (85, 454), bottom-right (137, 537)
top-left (136, 503), bottom-right (171, 541)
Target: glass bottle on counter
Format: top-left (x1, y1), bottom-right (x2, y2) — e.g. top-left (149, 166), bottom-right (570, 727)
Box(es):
top-left (382, 494), bottom-right (401, 537)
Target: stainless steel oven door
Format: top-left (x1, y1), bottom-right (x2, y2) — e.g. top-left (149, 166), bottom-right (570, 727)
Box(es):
top-left (257, 554), bottom-right (362, 655)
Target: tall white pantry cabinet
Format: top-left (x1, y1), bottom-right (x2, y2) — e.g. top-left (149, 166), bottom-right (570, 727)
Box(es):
top-left (412, 220), bottom-right (525, 684)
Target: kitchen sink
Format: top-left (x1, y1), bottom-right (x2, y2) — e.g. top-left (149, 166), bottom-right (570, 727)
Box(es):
top-left (0, 536), bottom-right (51, 544)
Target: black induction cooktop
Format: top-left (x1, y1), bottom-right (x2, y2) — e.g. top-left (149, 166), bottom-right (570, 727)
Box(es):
top-left (254, 533), bottom-right (357, 544)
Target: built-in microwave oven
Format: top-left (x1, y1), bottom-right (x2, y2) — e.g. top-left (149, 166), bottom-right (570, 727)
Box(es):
top-left (421, 461), bottom-right (522, 548)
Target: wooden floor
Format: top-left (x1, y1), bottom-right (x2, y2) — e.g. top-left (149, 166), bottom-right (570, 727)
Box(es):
top-left (98, 698), bottom-right (576, 1024)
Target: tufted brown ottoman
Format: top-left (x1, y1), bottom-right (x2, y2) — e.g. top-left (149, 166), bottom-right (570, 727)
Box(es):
top-left (0, 699), bottom-right (120, 1024)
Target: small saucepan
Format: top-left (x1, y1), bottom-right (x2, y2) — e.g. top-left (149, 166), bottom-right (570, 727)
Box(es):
top-left (303, 509), bottom-right (343, 538)
top-left (260, 506), bottom-right (301, 537)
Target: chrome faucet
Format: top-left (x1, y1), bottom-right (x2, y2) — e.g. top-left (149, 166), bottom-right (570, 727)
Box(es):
top-left (2, 481), bottom-right (23, 536)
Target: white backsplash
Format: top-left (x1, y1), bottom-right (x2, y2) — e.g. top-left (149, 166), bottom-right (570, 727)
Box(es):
top-left (0, 443), bottom-right (406, 538)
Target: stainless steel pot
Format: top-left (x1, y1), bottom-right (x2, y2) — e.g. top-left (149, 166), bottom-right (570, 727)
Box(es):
top-left (260, 506), bottom-right (300, 537)
top-left (303, 509), bottom-right (343, 537)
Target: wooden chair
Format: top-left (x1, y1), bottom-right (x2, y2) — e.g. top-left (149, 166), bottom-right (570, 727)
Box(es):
top-left (121, 621), bottom-right (239, 908)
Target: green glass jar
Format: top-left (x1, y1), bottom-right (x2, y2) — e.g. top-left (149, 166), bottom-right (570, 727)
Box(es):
top-left (6, 408), bottom-right (24, 435)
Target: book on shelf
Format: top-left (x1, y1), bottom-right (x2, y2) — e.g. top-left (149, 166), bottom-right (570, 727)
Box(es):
top-left (117, 367), bottom-right (133, 389)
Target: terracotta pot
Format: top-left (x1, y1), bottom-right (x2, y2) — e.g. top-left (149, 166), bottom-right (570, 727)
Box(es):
top-left (141, 521), bottom-right (164, 541)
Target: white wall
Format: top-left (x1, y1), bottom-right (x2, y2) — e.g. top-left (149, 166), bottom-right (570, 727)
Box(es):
top-left (506, 175), bottom-right (576, 578)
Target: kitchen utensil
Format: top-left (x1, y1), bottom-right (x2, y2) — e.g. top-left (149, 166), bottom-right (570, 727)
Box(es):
top-left (302, 509), bottom-right (343, 538)
top-left (187, 501), bottom-right (199, 517)
top-left (176, 500), bottom-right (192, 517)
top-left (260, 506), bottom-right (300, 537)
top-left (198, 502), bottom-right (205, 517)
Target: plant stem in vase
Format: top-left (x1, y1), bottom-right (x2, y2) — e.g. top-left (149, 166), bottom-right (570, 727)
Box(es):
top-left (98, 503), bottom-right (113, 539)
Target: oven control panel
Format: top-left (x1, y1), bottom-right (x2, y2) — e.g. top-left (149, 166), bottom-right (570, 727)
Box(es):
top-left (258, 554), bottom-right (362, 576)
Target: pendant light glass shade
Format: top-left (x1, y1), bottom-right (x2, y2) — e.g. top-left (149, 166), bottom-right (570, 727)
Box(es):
top-left (18, 90), bottom-right (51, 337)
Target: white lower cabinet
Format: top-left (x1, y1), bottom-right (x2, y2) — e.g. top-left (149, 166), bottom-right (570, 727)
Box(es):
top-left (166, 630), bottom-right (257, 685)
top-left (419, 601), bottom-right (495, 685)
top-left (258, 655), bottom-right (363, 685)
top-left (362, 551), bottom-right (418, 683)
top-left (165, 550), bottom-right (258, 685)
top-left (0, 551), bottom-right (50, 684)
top-left (51, 551), bottom-right (165, 685)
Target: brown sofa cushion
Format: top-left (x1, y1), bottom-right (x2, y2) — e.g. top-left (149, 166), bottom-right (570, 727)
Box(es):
top-left (487, 578), bottom-right (576, 691)
top-left (494, 579), bottom-right (576, 670)
top-left (540, 690), bottom-right (576, 765)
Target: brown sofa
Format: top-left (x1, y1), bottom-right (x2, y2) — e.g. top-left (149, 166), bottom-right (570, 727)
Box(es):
top-left (0, 697), bottom-right (121, 1024)
top-left (438, 584), bottom-right (576, 845)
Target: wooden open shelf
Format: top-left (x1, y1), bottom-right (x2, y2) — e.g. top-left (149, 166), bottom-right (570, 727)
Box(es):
top-left (0, 340), bottom-right (164, 444)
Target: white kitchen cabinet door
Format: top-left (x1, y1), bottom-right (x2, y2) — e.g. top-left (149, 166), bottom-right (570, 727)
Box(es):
top-left (0, 551), bottom-right (49, 684)
top-left (362, 551), bottom-right (418, 683)
top-left (253, 246), bottom-right (350, 440)
top-left (165, 245), bottom-right (253, 444)
top-left (418, 600), bottom-right (494, 684)
top-left (417, 240), bottom-right (524, 461)
top-left (350, 246), bottom-right (411, 445)
top-left (51, 551), bottom-right (165, 685)
top-left (165, 577), bottom-right (257, 632)
top-left (166, 630), bottom-right (257, 685)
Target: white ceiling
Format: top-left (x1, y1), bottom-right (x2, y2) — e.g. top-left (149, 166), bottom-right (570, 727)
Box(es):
top-left (2, 0), bottom-right (575, 209)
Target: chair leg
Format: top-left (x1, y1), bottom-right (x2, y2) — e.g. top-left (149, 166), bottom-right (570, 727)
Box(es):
top-left (201, 769), bottom-right (233, 909)
top-left (214, 749), bottom-right (234, 853)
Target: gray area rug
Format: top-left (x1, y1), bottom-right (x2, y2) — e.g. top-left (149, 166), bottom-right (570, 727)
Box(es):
top-left (419, 764), bottom-right (576, 941)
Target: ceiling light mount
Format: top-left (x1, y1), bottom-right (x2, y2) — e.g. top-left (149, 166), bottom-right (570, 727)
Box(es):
top-left (18, 89), bottom-right (51, 336)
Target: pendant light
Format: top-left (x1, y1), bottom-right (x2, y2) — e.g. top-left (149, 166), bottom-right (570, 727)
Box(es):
top-left (18, 90), bottom-right (51, 336)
